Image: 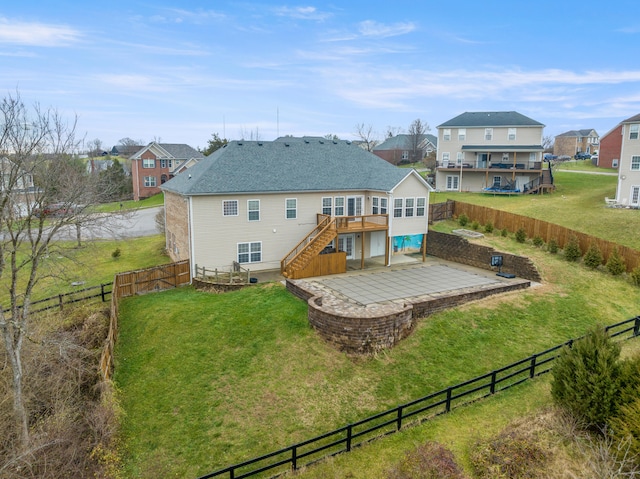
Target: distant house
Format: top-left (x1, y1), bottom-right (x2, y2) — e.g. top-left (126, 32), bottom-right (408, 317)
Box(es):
top-left (613, 113), bottom-right (640, 207)
top-left (110, 144), bottom-right (143, 157)
top-left (553, 129), bottom-right (599, 158)
top-left (434, 111), bottom-right (552, 194)
top-left (160, 137), bottom-right (433, 278)
top-left (0, 157), bottom-right (34, 192)
top-left (130, 142), bottom-right (205, 200)
top-left (598, 115), bottom-right (640, 169)
top-left (86, 158), bottom-right (113, 174)
top-left (373, 134), bottom-right (437, 165)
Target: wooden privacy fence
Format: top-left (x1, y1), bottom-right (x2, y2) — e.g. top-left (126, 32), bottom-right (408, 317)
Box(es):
top-left (428, 199), bottom-right (455, 223)
top-left (197, 317), bottom-right (640, 479)
top-left (99, 260), bottom-right (190, 381)
top-left (453, 201), bottom-right (640, 272)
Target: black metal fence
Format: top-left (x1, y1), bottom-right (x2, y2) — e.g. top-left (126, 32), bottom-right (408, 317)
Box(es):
top-left (197, 316), bottom-right (640, 479)
top-left (1, 283), bottom-right (113, 317)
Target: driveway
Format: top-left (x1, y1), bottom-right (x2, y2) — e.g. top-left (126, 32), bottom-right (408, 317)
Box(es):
top-left (53, 206), bottom-right (162, 240)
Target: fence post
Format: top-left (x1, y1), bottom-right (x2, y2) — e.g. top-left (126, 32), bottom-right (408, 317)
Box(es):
top-left (529, 354), bottom-right (537, 378)
top-left (346, 424), bottom-right (352, 452)
top-left (445, 387), bottom-right (452, 413)
top-left (101, 283), bottom-right (106, 302)
top-left (397, 406), bottom-right (403, 431)
top-left (490, 370), bottom-right (497, 394)
top-left (634, 316), bottom-right (640, 338)
top-left (58, 294), bottom-right (64, 311)
top-left (291, 445), bottom-right (297, 471)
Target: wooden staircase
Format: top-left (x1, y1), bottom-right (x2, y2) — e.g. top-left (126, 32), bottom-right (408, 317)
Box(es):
top-left (526, 168), bottom-right (555, 194)
top-left (281, 217), bottom-right (338, 278)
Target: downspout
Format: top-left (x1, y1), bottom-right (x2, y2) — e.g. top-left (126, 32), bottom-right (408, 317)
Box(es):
top-left (387, 192), bottom-right (393, 267)
top-left (188, 196), bottom-right (195, 282)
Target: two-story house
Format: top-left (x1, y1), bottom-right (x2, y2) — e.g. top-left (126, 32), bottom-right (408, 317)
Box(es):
top-left (434, 111), bottom-right (551, 194)
top-left (599, 114), bottom-right (640, 170)
top-left (130, 142), bottom-right (205, 200)
top-left (613, 113), bottom-right (640, 207)
top-left (553, 129), bottom-right (599, 158)
top-left (160, 137), bottom-right (433, 279)
top-left (372, 134), bottom-right (437, 165)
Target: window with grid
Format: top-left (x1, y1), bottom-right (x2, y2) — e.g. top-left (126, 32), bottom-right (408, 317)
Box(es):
top-left (223, 200), bottom-right (238, 216)
top-left (630, 124), bottom-right (639, 140)
top-left (160, 159), bottom-right (167, 168)
top-left (443, 129), bottom-right (451, 141)
top-left (238, 242), bottom-right (262, 264)
top-left (405, 198), bottom-right (415, 217)
top-left (442, 152), bottom-right (450, 164)
top-left (446, 175), bottom-right (459, 190)
top-left (247, 200), bottom-right (260, 221)
top-left (632, 186), bottom-right (640, 205)
top-left (372, 197), bottom-right (379, 214)
top-left (457, 152), bottom-right (464, 164)
top-left (380, 197), bottom-right (388, 214)
top-left (142, 159), bottom-right (155, 168)
top-left (393, 198), bottom-right (403, 218)
top-left (401, 151), bottom-right (409, 160)
top-left (632, 156), bottom-right (640, 171)
top-left (334, 197), bottom-right (344, 216)
top-left (508, 128), bottom-right (516, 140)
top-left (143, 176), bottom-right (156, 187)
top-left (416, 197), bottom-right (426, 217)
top-left (485, 128), bottom-right (493, 141)
top-left (458, 128), bottom-right (466, 140)
top-left (322, 197), bottom-right (332, 215)
top-left (285, 198), bottom-right (297, 219)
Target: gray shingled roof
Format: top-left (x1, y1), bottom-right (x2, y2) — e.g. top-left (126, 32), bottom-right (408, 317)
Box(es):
top-left (622, 113), bottom-right (640, 123)
top-left (437, 111), bottom-right (544, 128)
top-left (161, 138), bottom-right (413, 196)
top-left (373, 134), bottom-right (437, 151)
top-left (130, 142), bottom-right (205, 160)
top-left (556, 129), bottom-right (597, 137)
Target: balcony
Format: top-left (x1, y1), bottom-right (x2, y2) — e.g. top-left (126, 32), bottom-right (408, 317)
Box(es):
top-left (317, 213), bottom-right (389, 233)
top-left (436, 161), bottom-right (543, 171)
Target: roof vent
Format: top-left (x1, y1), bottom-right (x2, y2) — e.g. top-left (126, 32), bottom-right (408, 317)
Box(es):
top-left (333, 140), bottom-right (338, 144)
top-left (284, 143), bottom-right (290, 147)
top-left (258, 142), bottom-right (263, 146)
top-left (319, 140), bottom-right (324, 144)
top-left (304, 139), bottom-right (309, 144)
top-left (237, 142), bottom-right (243, 146)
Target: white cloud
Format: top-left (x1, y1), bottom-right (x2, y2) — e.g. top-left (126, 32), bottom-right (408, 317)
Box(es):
top-left (357, 20), bottom-right (416, 38)
top-left (0, 18), bottom-right (82, 46)
top-left (151, 8), bottom-right (227, 25)
top-left (273, 6), bottom-right (332, 21)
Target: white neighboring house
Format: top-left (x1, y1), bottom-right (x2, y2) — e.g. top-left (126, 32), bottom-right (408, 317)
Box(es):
top-left (160, 137), bottom-right (433, 278)
top-left (615, 114), bottom-right (640, 207)
top-left (1, 156), bottom-right (35, 192)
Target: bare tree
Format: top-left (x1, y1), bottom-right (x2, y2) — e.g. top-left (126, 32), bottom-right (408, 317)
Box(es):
top-left (354, 123), bottom-right (379, 152)
top-left (0, 91), bottom-right (115, 449)
top-left (406, 118), bottom-right (430, 163)
top-left (385, 125), bottom-right (403, 138)
top-left (542, 134), bottom-right (554, 152)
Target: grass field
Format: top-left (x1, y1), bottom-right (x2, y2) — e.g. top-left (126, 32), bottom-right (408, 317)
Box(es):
top-left (114, 230), bottom-right (640, 477)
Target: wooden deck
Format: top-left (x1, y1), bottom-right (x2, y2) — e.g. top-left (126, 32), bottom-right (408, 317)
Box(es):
top-left (321, 213), bottom-right (389, 233)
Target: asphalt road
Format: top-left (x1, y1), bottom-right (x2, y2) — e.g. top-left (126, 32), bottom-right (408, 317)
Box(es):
top-left (54, 206), bottom-right (163, 240)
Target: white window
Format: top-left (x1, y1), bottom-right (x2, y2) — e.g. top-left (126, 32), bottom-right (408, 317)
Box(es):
top-left (143, 176), bottom-right (156, 187)
top-left (613, 159), bottom-right (619, 168)
top-left (334, 197), bottom-right (345, 216)
top-left (529, 153), bottom-right (536, 162)
top-left (485, 128), bottom-right (493, 141)
top-left (443, 129), bottom-right (451, 141)
top-left (238, 241), bottom-right (262, 264)
top-left (393, 198), bottom-right (403, 218)
top-left (223, 200), bottom-right (238, 216)
top-left (168, 159), bottom-right (174, 169)
top-left (631, 156), bottom-right (640, 171)
top-left (322, 197), bottom-right (332, 216)
top-left (442, 152), bottom-right (450, 165)
top-left (458, 129), bottom-right (466, 141)
top-left (405, 197), bottom-right (415, 217)
top-left (372, 196), bottom-right (379, 214)
top-left (416, 197), bottom-right (426, 217)
top-left (285, 198), bottom-right (297, 219)
top-left (247, 199), bottom-right (260, 221)
top-left (508, 128), bottom-right (516, 140)
top-left (401, 150), bottom-right (409, 160)
top-left (142, 159), bottom-right (155, 168)
top-left (380, 197), bottom-right (388, 215)
top-left (502, 153), bottom-right (509, 162)
top-left (630, 124), bottom-right (639, 140)
top-left (632, 186), bottom-right (640, 205)
top-left (456, 152), bottom-right (464, 164)
top-left (492, 176), bottom-right (502, 187)
top-left (160, 159), bottom-right (167, 168)
top-left (446, 175), bottom-right (459, 191)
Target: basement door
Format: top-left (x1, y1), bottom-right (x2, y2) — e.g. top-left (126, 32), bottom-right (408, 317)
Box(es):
top-left (369, 231), bottom-right (386, 257)
top-left (338, 234), bottom-right (355, 260)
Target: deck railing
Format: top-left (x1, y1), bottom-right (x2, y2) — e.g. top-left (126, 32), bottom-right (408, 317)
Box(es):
top-left (334, 214), bottom-right (388, 231)
top-left (280, 215), bottom-right (335, 274)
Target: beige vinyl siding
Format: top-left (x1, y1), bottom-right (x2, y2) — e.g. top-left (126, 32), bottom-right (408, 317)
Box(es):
top-left (388, 173), bottom-right (430, 238)
top-left (618, 123), bottom-right (640, 205)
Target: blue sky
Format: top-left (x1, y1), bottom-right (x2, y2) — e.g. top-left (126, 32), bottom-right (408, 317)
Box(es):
top-left (2, 1), bottom-right (640, 150)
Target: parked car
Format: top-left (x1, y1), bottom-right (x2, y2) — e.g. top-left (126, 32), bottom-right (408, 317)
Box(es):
top-left (574, 152), bottom-right (591, 160)
top-left (34, 203), bottom-right (79, 218)
top-left (544, 153), bottom-right (558, 161)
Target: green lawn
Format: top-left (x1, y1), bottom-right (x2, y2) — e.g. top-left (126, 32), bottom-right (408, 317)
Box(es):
top-left (91, 193), bottom-right (164, 213)
top-left (432, 170), bottom-right (640, 250)
top-left (114, 237), bottom-right (640, 477)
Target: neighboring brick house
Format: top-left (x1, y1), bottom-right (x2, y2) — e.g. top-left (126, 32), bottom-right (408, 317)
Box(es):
top-left (130, 142), bottom-right (204, 200)
top-left (553, 129), bottom-right (599, 158)
top-left (599, 115), bottom-right (640, 170)
top-left (372, 134), bottom-right (437, 165)
top-left (160, 137), bottom-right (433, 278)
top-left (434, 111), bottom-right (552, 194)
top-left (613, 113), bottom-right (640, 207)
